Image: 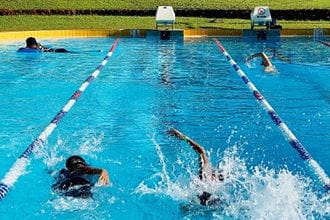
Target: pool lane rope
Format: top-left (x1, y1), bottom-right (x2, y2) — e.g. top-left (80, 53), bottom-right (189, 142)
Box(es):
top-left (0, 39), bottom-right (119, 200)
top-left (318, 40), bottom-right (330, 48)
top-left (213, 38), bottom-right (330, 191)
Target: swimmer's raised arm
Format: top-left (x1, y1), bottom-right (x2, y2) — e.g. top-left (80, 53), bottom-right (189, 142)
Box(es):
top-left (259, 52), bottom-right (272, 67)
top-left (246, 52), bottom-right (275, 72)
top-left (246, 52), bottom-right (264, 62)
top-left (247, 52), bottom-right (271, 64)
top-left (168, 128), bottom-right (209, 167)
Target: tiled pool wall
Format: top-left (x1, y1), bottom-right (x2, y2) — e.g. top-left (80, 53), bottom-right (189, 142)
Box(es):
top-left (0, 28), bottom-right (329, 41)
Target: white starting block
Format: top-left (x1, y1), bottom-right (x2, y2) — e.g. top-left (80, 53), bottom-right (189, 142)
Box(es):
top-left (250, 6), bottom-right (272, 29)
top-left (156, 6), bottom-right (175, 29)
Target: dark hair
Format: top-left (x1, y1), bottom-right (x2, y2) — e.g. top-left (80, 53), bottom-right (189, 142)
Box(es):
top-left (66, 155), bottom-right (87, 171)
top-left (198, 191), bottom-right (212, 206)
top-left (218, 173), bottom-right (224, 181)
top-left (26, 37), bottom-right (38, 48)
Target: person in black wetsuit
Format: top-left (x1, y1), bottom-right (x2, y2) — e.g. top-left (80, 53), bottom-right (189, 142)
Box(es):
top-left (17, 37), bottom-right (69, 53)
top-left (168, 128), bottom-right (224, 206)
top-left (52, 155), bottom-right (110, 199)
top-left (17, 37), bottom-right (41, 52)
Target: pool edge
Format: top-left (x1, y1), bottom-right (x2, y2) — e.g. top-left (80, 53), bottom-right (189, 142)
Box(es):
top-left (0, 29), bottom-right (329, 41)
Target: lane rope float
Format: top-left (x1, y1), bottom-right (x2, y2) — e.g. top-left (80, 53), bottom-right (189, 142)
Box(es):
top-left (318, 40), bottom-right (330, 48)
top-left (213, 38), bottom-right (329, 191)
top-left (0, 39), bottom-right (119, 200)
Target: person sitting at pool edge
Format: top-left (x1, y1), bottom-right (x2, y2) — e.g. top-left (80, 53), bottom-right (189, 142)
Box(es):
top-left (52, 155), bottom-right (110, 199)
top-left (17, 37), bottom-right (69, 53)
top-left (168, 128), bottom-right (224, 206)
top-left (246, 52), bottom-right (275, 73)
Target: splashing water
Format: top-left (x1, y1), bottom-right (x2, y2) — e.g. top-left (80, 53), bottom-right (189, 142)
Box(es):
top-left (245, 59), bottom-right (256, 69)
top-left (34, 131), bottom-right (105, 170)
top-left (135, 135), bottom-right (330, 219)
top-left (33, 131), bottom-right (107, 211)
top-left (74, 131), bottom-right (104, 158)
top-left (34, 138), bottom-right (65, 169)
top-left (48, 196), bottom-right (99, 212)
top-left (135, 133), bottom-right (193, 201)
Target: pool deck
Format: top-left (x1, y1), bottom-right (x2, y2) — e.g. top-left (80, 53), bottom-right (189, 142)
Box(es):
top-left (0, 29), bottom-right (329, 41)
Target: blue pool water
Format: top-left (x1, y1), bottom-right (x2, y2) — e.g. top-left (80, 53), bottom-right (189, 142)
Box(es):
top-left (0, 37), bottom-right (329, 219)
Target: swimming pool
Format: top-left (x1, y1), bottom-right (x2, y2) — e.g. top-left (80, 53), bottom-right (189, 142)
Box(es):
top-left (0, 37), bottom-right (329, 219)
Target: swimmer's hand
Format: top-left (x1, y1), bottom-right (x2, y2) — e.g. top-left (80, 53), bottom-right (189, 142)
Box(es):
top-left (98, 169), bottom-right (110, 186)
top-left (265, 65), bottom-right (276, 73)
top-left (168, 128), bottom-right (186, 140)
top-left (245, 55), bottom-right (253, 63)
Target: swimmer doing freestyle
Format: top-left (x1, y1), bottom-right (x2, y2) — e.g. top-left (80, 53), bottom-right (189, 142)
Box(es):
top-left (246, 52), bottom-right (276, 73)
top-left (52, 155), bottom-right (109, 198)
top-left (168, 128), bottom-right (224, 206)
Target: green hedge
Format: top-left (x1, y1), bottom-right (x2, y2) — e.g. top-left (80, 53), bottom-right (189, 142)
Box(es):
top-left (1, 16), bottom-right (329, 31)
top-left (0, 0), bottom-right (329, 10)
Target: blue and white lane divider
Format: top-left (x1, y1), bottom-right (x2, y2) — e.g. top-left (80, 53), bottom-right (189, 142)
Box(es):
top-left (319, 40), bottom-right (330, 48)
top-left (0, 39), bottom-right (119, 200)
top-left (213, 38), bottom-right (330, 191)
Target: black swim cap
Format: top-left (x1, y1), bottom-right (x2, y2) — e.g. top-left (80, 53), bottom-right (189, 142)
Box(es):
top-left (26, 37), bottom-right (38, 47)
top-left (198, 191), bottom-right (212, 206)
top-left (66, 155), bottom-right (87, 171)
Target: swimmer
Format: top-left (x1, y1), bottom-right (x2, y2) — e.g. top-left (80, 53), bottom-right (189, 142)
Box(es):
top-left (52, 155), bottom-right (110, 199)
top-left (17, 37), bottom-right (69, 53)
top-left (168, 128), bottom-right (224, 206)
top-left (246, 52), bottom-right (275, 73)
top-left (17, 37), bottom-right (41, 52)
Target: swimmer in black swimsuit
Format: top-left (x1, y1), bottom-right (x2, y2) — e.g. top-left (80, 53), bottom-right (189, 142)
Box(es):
top-left (17, 37), bottom-right (69, 53)
top-left (168, 128), bottom-right (224, 206)
top-left (52, 155), bottom-right (110, 199)
top-left (17, 37), bottom-right (41, 52)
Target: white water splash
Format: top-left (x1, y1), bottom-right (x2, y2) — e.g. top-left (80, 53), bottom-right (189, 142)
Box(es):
top-left (34, 131), bottom-right (105, 169)
top-left (48, 196), bottom-right (98, 212)
top-left (75, 132), bottom-right (104, 158)
top-left (32, 138), bottom-right (64, 170)
top-left (245, 59), bottom-right (256, 69)
top-left (135, 135), bottom-right (330, 219)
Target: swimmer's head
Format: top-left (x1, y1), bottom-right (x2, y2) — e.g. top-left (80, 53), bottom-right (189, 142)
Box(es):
top-left (212, 171), bottom-right (224, 182)
top-left (26, 37), bottom-right (38, 48)
top-left (66, 155), bottom-right (87, 171)
top-left (198, 191), bottom-right (221, 206)
top-left (198, 191), bottom-right (212, 206)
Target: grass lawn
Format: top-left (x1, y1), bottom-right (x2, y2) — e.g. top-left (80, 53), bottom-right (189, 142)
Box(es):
top-left (0, 16), bottom-right (329, 31)
top-left (1, 1), bottom-right (328, 32)
top-left (0, 0), bottom-right (329, 10)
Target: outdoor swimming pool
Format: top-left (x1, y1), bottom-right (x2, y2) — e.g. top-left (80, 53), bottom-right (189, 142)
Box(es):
top-left (0, 37), bottom-right (329, 219)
